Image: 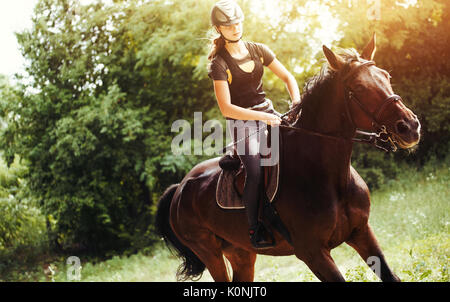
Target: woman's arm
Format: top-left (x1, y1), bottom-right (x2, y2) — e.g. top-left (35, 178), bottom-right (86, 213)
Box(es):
top-left (267, 58), bottom-right (301, 106)
top-left (213, 80), bottom-right (281, 125)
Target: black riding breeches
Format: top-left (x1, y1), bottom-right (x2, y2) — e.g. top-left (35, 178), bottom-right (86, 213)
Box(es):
top-left (227, 120), bottom-right (266, 229)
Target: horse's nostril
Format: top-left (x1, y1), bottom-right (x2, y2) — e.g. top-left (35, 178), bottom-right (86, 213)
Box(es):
top-left (396, 120), bottom-right (409, 134)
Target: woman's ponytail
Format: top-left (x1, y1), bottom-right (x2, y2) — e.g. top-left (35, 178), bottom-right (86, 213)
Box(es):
top-left (207, 35), bottom-right (225, 61)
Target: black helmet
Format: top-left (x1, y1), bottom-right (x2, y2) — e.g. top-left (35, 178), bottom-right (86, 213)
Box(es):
top-left (211, 0), bottom-right (244, 27)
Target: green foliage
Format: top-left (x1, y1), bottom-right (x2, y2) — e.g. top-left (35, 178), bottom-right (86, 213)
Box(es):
top-left (0, 0), bottom-right (331, 255)
top-left (0, 154), bottom-right (48, 279)
top-left (0, 0), bottom-right (449, 257)
top-left (0, 155), bottom-right (43, 249)
top-left (314, 0), bottom-right (450, 187)
top-left (351, 144), bottom-right (401, 190)
top-left (332, 0), bottom-right (450, 161)
top-left (0, 0), bottom-right (214, 255)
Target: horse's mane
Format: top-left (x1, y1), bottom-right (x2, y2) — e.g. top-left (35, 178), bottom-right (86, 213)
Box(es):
top-left (289, 48), bottom-right (361, 125)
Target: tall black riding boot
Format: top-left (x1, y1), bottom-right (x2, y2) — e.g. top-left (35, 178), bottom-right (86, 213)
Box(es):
top-left (240, 155), bottom-right (274, 249)
top-left (249, 223), bottom-right (275, 249)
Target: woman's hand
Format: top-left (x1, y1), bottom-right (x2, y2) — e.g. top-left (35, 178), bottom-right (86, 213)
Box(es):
top-left (262, 113), bottom-right (282, 127)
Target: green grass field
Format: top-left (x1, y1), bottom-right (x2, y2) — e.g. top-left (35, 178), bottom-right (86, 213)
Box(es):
top-left (2, 163), bottom-right (449, 282)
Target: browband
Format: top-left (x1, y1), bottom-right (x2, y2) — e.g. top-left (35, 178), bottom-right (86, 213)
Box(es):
top-left (341, 60), bottom-right (375, 83)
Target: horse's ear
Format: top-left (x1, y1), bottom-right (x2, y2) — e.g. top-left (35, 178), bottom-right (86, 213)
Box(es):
top-left (322, 45), bottom-right (345, 71)
top-left (361, 32), bottom-right (377, 60)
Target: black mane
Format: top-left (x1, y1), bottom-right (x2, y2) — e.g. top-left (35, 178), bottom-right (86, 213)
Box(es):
top-left (289, 48), bottom-right (362, 125)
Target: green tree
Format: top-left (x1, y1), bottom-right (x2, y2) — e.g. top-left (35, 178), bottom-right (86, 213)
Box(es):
top-left (2, 0), bottom-right (447, 255)
top-left (1, 0), bottom-right (206, 254)
top-left (329, 0), bottom-right (450, 162)
top-left (0, 0), bottom-right (326, 254)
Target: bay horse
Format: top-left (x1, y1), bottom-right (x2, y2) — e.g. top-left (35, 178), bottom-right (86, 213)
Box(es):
top-left (155, 35), bottom-right (421, 282)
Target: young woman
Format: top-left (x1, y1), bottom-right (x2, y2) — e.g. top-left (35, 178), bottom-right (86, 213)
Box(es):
top-left (208, 0), bottom-right (300, 249)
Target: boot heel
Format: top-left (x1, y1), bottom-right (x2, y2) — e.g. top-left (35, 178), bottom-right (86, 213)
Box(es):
top-left (249, 223), bottom-right (275, 249)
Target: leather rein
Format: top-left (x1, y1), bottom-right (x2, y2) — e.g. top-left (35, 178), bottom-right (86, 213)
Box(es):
top-left (281, 60), bottom-right (401, 153)
top-left (221, 60), bottom-right (401, 154)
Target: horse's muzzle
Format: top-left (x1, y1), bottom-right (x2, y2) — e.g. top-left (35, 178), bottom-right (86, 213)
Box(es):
top-left (392, 115), bottom-right (421, 149)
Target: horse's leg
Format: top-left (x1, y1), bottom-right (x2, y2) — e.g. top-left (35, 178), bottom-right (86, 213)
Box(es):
top-left (346, 223), bottom-right (401, 282)
top-left (223, 246), bottom-right (257, 282)
top-left (296, 249), bottom-right (345, 282)
top-left (184, 231), bottom-right (231, 282)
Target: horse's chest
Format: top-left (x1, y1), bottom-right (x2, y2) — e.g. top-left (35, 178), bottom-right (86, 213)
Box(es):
top-left (329, 203), bottom-right (368, 247)
top-left (328, 208), bottom-right (351, 246)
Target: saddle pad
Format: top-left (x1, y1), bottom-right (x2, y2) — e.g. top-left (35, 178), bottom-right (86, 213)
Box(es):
top-left (216, 161), bottom-right (279, 209)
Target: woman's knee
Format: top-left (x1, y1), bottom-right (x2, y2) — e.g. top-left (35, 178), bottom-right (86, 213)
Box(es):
top-left (240, 155), bottom-right (262, 180)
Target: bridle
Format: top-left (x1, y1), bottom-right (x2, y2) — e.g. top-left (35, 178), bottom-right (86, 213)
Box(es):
top-left (222, 60), bottom-right (402, 154)
top-left (280, 60), bottom-right (402, 152)
top-left (341, 60), bottom-right (401, 152)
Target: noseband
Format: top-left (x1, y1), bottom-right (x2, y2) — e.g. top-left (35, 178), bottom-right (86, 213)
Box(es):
top-left (342, 60), bottom-right (400, 152)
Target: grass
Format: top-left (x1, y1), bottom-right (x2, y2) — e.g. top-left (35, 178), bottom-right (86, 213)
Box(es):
top-left (1, 163), bottom-right (448, 282)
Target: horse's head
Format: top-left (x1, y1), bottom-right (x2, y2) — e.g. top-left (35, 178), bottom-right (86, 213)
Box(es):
top-left (322, 34), bottom-right (421, 150)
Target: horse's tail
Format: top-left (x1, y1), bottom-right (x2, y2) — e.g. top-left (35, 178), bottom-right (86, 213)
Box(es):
top-left (155, 183), bottom-right (206, 281)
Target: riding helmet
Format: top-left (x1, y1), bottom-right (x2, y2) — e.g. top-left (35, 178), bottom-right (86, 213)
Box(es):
top-left (211, 0), bottom-right (244, 27)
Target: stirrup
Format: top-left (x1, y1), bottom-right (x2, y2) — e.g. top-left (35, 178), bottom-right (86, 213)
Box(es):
top-left (249, 223), bottom-right (275, 250)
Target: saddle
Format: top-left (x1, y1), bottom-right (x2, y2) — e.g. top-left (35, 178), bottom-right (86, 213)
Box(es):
top-left (215, 124), bottom-right (293, 246)
top-left (215, 125), bottom-right (280, 209)
top-left (216, 150), bottom-right (279, 209)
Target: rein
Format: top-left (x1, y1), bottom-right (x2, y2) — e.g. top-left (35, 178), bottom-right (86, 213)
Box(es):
top-left (280, 118), bottom-right (397, 153)
top-left (280, 60), bottom-right (399, 152)
top-left (222, 60), bottom-right (400, 154)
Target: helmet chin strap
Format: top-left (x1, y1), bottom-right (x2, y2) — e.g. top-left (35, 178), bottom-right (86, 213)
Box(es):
top-left (218, 30), bottom-right (242, 43)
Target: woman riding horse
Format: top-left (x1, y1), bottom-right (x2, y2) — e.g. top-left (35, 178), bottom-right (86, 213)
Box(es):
top-left (208, 0), bottom-right (300, 249)
top-left (155, 9), bottom-right (421, 282)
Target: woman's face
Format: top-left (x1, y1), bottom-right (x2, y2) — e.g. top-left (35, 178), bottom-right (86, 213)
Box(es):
top-left (217, 22), bottom-right (243, 41)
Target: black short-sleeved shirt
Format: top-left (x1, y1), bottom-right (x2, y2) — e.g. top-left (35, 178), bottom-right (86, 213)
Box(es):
top-left (208, 41), bottom-right (276, 109)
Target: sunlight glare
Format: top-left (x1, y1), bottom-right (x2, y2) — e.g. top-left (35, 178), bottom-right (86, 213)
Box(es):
top-left (250, 0), bottom-right (342, 67)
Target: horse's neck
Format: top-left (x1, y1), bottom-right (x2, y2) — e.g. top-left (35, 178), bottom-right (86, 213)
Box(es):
top-left (288, 83), bottom-right (355, 187)
top-left (295, 83), bottom-right (354, 138)
top-left (282, 129), bottom-right (353, 189)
